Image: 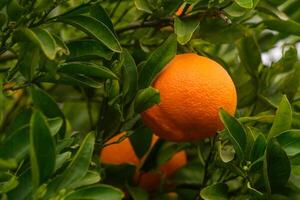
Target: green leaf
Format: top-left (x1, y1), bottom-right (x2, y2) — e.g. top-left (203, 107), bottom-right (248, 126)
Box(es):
top-left (57, 132), bottom-right (95, 188)
top-left (127, 185), bottom-right (149, 200)
top-left (174, 17), bottom-right (199, 45)
top-left (55, 152), bottom-right (71, 171)
top-left (250, 134), bottom-right (267, 162)
top-left (234, 0), bottom-right (253, 9)
top-left (48, 117), bottom-right (64, 136)
top-left (67, 39), bottom-right (113, 61)
top-left (6, 0), bottom-right (24, 21)
top-left (171, 161), bottom-right (204, 185)
top-left (0, 12), bottom-right (7, 28)
top-left (268, 95), bottom-right (292, 139)
top-left (60, 15), bottom-right (121, 52)
top-left (58, 62), bottom-right (118, 80)
top-left (263, 140), bottom-right (291, 194)
top-left (122, 49), bottom-right (138, 104)
top-left (0, 159), bottom-right (17, 170)
top-left (68, 170), bottom-right (101, 189)
top-left (135, 0), bottom-right (152, 14)
top-left (7, 169), bottom-right (32, 200)
top-left (17, 42), bottom-right (40, 81)
top-left (277, 130), bottom-right (300, 156)
top-left (134, 87), bottom-right (160, 113)
top-left (0, 172), bottom-right (18, 193)
top-left (236, 34), bottom-right (261, 77)
top-left (31, 86), bottom-right (63, 118)
top-left (156, 142), bottom-right (187, 166)
top-left (200, 183), bottom-right (228, 200)
top-left (138, 34), bottom-right (177, 88)
top-left (0, 127), bottom-right (29, 161)
top-left (264, 19), bottom-right (300, 36)
top-left (129, 126), bottom-right (153, 159)
top-left (219, 108), bottom-right (247, 161)
top-left (90, 3), bottom-right (114, 32)
top-left (30, 111), bottom-right (56, 187)
top-left (65, 185), bottom-right (124, 200)
top-left (15, 28), bottom-right (57, 60)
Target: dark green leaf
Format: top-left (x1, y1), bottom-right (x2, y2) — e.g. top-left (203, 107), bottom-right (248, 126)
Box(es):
top-left (171, 161), bottom-right (204, 185)
top-left (250, 134), bottom-right (267, 162)
top-left (6, 0), bottom-right (24, 21)
top-left (60, 15), bottom-right (121, 52)
top-left (129, 126), bottom-right (153, 159)
top-left (67, 39), bottom-right (113, 61)
top-left (138, 34), bottom-right (177, 88)
top-left (17, 43), bottom-right (40, 81)
top-left (7, 169), bottom-right (32, 200)
top-left (200, 183), bottom-right (228, 200)
top-left (0, 127), bottom-right (29, 161)
top-left (30, 111), bottom-right (56, 187)
top-left (90, 3), bottom-right (114, 32)
top-left (268, 95), bottom-right (292, 139)
top-left (58, 62), bottom-right (118, 79)
top-left (134, 87), bottom-right (160, 113)
top-left (219, 108), bottom-right (247, 161)
top-left (65, 185), bottom-right (124, 200)
top-left (31, 85), bottom-right (63, 118)
top-left (127, 185), bottom-right (149, 200)
top-left (174, 17), bottom-right (199, 45)
top-left (263, 140), bottom-right (291, 194)
top-left (122, 49), bottom-right (138, 104)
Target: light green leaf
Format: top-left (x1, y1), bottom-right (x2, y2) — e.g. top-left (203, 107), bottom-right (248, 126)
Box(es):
top-left (268, 95), bottom-right (292, 139)
top-left (135, 0), bottom-right (152, 14)
top-left (60, 15), bottom-right (121, 52)
top-left (58, 62), bottom-right (118, 79)
top-left (174, 17), bottom-right (199, 45)
top-left (277, 130), bottom-right (300, 156)
top-left (65, 185), bottom-right (124, 200)
top-left (200, 183), bottom-right (228, 200)
top-left (139, 34), bottom-right (177, 88)
top-left (15, 28), bottom-right (57, 60)
top-left (30, 111), bottom-right (56, 187)
top-left (264, 18), bottom-right (300, 36)
top-left (236, 34), bottom-right (261, 77)
top-left (0, 159), bottom-right (17, 170)
top-left (57, 132), bottom-right (95, 188)
top-left (234, 0), bottom-right (253, 9)
top-left (55, 152), bottom-right (71, 171)
top-left (219, 108), bottom-right (247, 161)
top-left (134, 87), bottom-right (160, 113)
top-left (68, 171), bottom-right (101, 189)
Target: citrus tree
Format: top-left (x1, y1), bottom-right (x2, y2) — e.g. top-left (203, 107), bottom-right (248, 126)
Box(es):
top-left (1, 0), bottom-right (300, 199)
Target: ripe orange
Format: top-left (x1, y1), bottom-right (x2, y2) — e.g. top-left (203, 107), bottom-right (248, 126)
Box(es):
top-left (175, 4), bottom-right (193, 16)
top-left (141, 53), bottom-right (237, 142)
top-left (100, 133), bottom-right (187, 190)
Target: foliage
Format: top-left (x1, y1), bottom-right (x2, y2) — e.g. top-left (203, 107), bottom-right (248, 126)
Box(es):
top-left (0, 0), bottom-right (300, 199)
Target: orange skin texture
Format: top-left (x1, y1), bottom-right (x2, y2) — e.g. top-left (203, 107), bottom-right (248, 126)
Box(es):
top-left (100, 133), bottom-right (187, 190)
top-left (175, 5), bottom-right (193, 16)
top-left (141, 53), bottom-right (237, 142)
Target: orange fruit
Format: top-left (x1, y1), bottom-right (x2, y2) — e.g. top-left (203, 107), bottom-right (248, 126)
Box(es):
top-left (100, 133), bottom-right (187, 190)
top-left (138, 150), bottom-right (187, 190)
top-left (141, 53), bottom-right (237, 142)
top-left (175, 4), bottom-right (193, 16)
